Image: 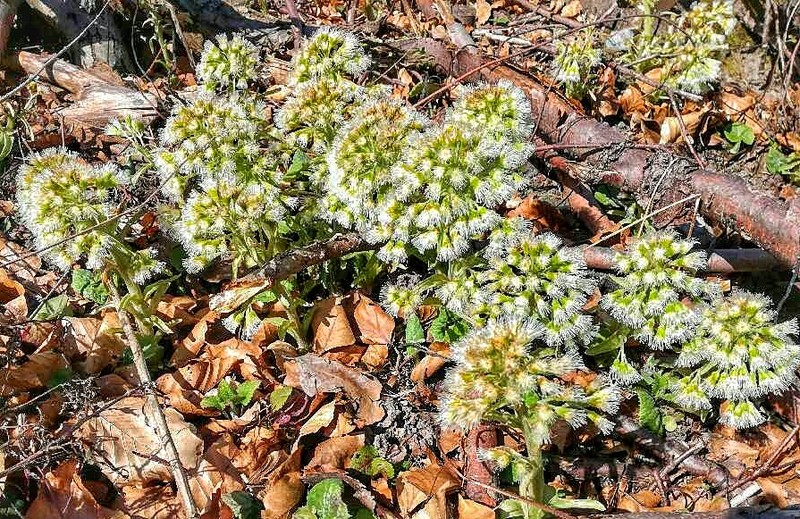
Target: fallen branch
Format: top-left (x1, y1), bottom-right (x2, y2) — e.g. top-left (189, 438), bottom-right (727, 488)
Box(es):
top-left (7, 50), bottom-right (159, 127)
top-left (400, 35), bottom-right (800, 268)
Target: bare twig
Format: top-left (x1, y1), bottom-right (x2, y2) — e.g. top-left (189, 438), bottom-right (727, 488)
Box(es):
top-left (108, 283), bottom-right (200, 519)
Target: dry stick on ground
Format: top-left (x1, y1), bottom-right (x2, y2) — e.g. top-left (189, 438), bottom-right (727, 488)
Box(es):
top-left (108, 283), bottom-right (200, 519)
top-left (7, 51), bottom-right (159, 127)
top-left (402, 33), bottom-right (800, 269)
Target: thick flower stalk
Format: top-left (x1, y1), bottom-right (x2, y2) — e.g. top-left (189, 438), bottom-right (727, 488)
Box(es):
top-left (288, 27), bottom-right (371, 85)
top-left (196, 33), bottom-right (260, 92)
top-left (674, 291), bottom-right (800, 428)
top-left (441, 317), bottom-right (618, 512)
top-left (600, 231), bottom-right (714, 384)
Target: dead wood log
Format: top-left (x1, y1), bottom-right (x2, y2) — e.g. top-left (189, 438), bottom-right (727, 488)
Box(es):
top-left (9, 50), bottom-right (158, 127)
top-left (588, 507), bottom-right (800, 518)
top-left (25, 0), bottom-right (132, 69)
top-left (399, 36), bottom-right (800, 269)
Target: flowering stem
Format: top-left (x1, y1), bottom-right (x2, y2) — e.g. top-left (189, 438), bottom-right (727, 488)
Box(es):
top-left (521, 418), bottom-right (547, 519)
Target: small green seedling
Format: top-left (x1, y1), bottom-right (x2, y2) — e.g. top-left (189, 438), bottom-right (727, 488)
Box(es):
top-left (724, 122), bottom-right (755, 153)
top-left (349, 446), bottom-right (394, 479)
top-left (765, 143), bottom-right (800, 183)
top-left (293, 479), bottom-right (375, 519)
top-left (201, 378), bottom-right (260, 415)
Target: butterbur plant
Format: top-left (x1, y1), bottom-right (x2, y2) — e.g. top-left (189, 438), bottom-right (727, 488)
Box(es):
top-left (675, 292), bottom-right (800, 428)
top-left (440, 318), bottom-right (615, 517)
top-left (196, 33), bottom-right (260, 92)
top-left (288, 26), bottom-right (371, 85)
top-left (16, 148), bottom-right (168, 337)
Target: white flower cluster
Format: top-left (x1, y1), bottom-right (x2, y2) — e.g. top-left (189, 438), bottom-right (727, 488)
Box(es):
top-left (552, 29), bottom-right (602, 96)
top-left (601, 231), bottom-right (713, 384)
top-left (16, 148), bottom-right (164, 282)
top-left (196, 34), bottom-right (260, 92)
top-left (613, 0), bottom-right (736, 94)
top-left (288, 27), bottom-right (371, 85)
top-left (440, 317), bottom-right (619, 445)
top-left (673, 291), bottom-right (800, 428)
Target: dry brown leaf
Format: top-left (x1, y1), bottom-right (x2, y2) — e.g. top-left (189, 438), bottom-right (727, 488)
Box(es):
top-left (352, 295), bottom-right (394, 345)
top-left (119, 485), bottom-right (183, 519)
top-left (284, 354), bottom-right (384, 426)
top-left (259, 449), bottom-right (304, 519)
top-left (156, 295), bottom-right (199, 327)
top-left (0, 269), bottom-right (26, 323)
top-left (311, 297), bottom-right (356, 353)
top-left (25, 459), bottom-right (118, 519)
top-left (362, 344), bottom-right (388, 369)
top-left (475, 0), bottom-right (492, 25)
top-left (707, 434), bottom-right (760, 478)
top-left (63, 314), bottom-right (127, 374)
top-left (190, 436), bottom-right (245, 513)
top-left (757, 477), bottom-right (789, 508)
top-left (659, 110), bottom-right (708, 144)
top-left (78, 396), bottom-right (203, 485)
top-left (457, 495), bottom-right (495, 519)
top-left (411, 341), bottom-right (450, 383)
top-left (0, 351), bottom-right (69, 396)
top-left (561, 0), bottom-right (582, 17)
top-left (307, 434), bottom-right (365, 472)
top-left (0, 237), bottom-right (41, 282)
top-left (171, 310), bottom-right (221, 367)
top-left (298, 401), bottom-right (337, 438)
top-left (507, 197), bottom-right (567, 232)
top-left (397, 463), bottom-right (459, 518)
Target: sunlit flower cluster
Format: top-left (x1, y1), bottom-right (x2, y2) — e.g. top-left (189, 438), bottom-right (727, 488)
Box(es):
top-left (196, 33), bottom-right (260, 92)
top-left (552, 30), bottom-right (602, 97)
top-left (288, 27), bottom-right (371, 85)
top-left (16, 148), bottom-right (164, 282)
top-left (478, 231), bottom-right (598, 347)
top-left (673, 291), bottom-right (800, 428)
top-left (440, 317), bottom-right (619, 446)
top-left (601, 231), bottom-right (714, 383)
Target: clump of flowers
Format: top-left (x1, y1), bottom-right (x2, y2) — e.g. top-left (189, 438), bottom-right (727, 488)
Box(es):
top-left (441, 317), bottom-right (617, 515)
top-left (600, 231), bottom-right (714, 384)
top-left (323, 99), bottom-right (427, 232)
top-left (288, 27), bottom-right (371, 85)
top-left (611, 0), bottom-right (736, 94)
top-left (674, 291), bottom-right (800, 428)
top-left (552, 29), bottom-right (602, 98)
top-left (196, 33), bottom-right (260, 92)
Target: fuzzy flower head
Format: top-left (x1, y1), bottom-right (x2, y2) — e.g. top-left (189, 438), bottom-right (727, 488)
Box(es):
top-left (156, 95), bottom-right (277, 201)
top-left (448, 80), bottom-right (532, 144)
top-left (275, 77), bottom-right (365, 153)
top-left (172, 176), bottom-right (285, 276)
top-left (289, 27), bottom-right (371, 85)
top-left (552, 29), bottom-right (601, 97)
top-left (197, 33), bottom-right (260, 92)
top-left (380, 283), bottom-right (421, 318)
top-left (477, 231), bottom-right (598, 347)
top-left (376, 118), bottom-right (530, 263)
top-left (16, 148), bottom-right (128, 271)
top-left (324, 99), bottom-right (427, 232)
top-left (674, 291), bottom-right (799, 428)
top-left (602, 231), bottom-right (713, 350)
top-left (440, 317), bottom-right (614, 446)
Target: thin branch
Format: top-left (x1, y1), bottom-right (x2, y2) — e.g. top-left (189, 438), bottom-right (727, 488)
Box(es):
top-left (107, 282), bottom-right (200, 519)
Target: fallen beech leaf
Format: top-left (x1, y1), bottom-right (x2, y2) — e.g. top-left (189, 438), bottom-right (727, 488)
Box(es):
top-left (298, 401), bottom-right (337, 438)
top-left (156, 295), bottom-right (199, 327)
top-left (0, 237), bottom-right (41, 282)
top-left (0, 269), bottom-right (26, 323)
top-left (508, 197), bottom-right (567, 232)
top-left (757, 477), bottom-right (789, 508)
top-left (352, 295), bottom-right (394, 345)
top-left (707, 434), bottom-right (760, 478)
top-left (411, 341), bottom-right (450, 383)
top-left (692, 496), bottom-right (730, 512)
top-left (190, 436), bottom-right (245, 513)
top-left (284, 354), bottom-right (384, 425)
top-left (397, 463), bottom-right (459, 518)
top-left (78, 396), bottom-right (203, 485)
top-left (475, 0), bottom-right (492, 25)
top-left (119, 485), bottom-right (182, 519)
top-left (659, 110), bottom-right (707, 144)
top-left (561, 0), bottom-right (582, 17)
top-left (308, 434), bottom-right (365, 472)
top-left (0, 351), bottom-right (69, 396)
top-left (323, 344), bottom-right (367, 366)
top-left (458, 495), bottom-right (495, 519)
top-left (171, 310), bottom-right (221, 367)
top-left (25, 459), bottom-right (118, 519)
top-left (361, 343), bottom-right (388, 369)
top-left (311, 297), bottom-right (356, 353)
top-left (259, 449), bottom-right (304, 519)
top-left (209, 279), bottom-right (270, 314)
top-left (63, 314), bottom-right (127, 374)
